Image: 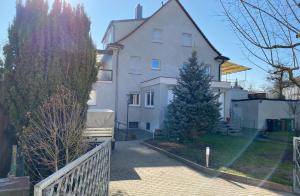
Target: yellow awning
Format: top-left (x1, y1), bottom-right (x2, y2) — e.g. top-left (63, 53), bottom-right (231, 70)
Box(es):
top-left (221, 61), bottom-right (251, 75)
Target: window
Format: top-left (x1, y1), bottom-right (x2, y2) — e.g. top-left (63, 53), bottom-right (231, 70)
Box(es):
top-left (168, 89), bottom-right (174, 105)
top-left (129, 122), bottom-right (139, 129)
top-left (146, 122), bottom-right (151, 131)
top-left (205, 66), bottom-right (211, 76)
top-left (151, 59), bottom-right (161, 70)
top-left (98, 54), bottom-right (113, 81)
top-left (87, 90), bottom-right (97, 106)
top-left (152, 28), bottom-right (162, 43)
top-left (129, 56), bottom-right (141, 74)
top-left (182, 33), bottom-right (192, 47)
top-left (129, 93), bottom-right (140, 106)
top-left (145, 91), bottom-right (154, 107)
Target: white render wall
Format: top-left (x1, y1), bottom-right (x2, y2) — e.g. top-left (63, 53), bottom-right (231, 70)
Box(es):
top-left (232, 99), bottom-right (299, 130)
top-left (94, 0), bottom-right (227, 131)
top-left (114, 0), bottom-right (221, 129)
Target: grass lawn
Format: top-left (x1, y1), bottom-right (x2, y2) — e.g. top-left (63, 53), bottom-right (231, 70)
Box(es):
top-left (241, 128), bottom-right (298, 143)
top-left (266, 131), bottom-right (295, 143)
top-left (149, 134), bottom-right (293, 186)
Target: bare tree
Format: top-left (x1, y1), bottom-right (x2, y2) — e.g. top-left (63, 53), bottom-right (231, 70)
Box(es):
top-left (19, 86), bottom-right (87, 181)
top-left (267, 67), bottom-right (290, 99)
top-left (220, 0), bottom-right (300, 87)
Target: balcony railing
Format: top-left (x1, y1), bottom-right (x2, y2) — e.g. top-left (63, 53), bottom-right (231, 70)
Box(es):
top-left (34, 141), bottom-right (111, 196)
top-left (98, 69), bottom-right (113, 82)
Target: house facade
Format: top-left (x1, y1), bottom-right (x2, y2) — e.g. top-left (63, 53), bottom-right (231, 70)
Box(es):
top-left (88, 0), bottom-right (233, 132)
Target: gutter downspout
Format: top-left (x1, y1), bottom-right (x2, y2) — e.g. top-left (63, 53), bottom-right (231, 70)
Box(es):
top-left (108, 43), bottom-right (123, 124)
top-left (115, 49), bottom-right (120, 123)
top-left (215, 55), bottom-right (230, 81)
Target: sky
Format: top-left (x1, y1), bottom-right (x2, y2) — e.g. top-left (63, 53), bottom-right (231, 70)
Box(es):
top-left (0, 0), bottom-right (270, 90)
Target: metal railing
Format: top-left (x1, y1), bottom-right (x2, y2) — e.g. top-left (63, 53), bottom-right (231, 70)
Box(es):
top-left (294, 137), bottom-right (300, 194)
top-left (34, 141), bottom-right (111, 196)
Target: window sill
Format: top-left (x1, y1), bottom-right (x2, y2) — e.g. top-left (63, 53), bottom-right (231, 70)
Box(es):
top-left (151, 68), bottom-right (161, 71)
top-left (152, 41), bottom-right (163, 44)
top-left (145, 106), bottom-right (154, 109)
top-left (129, 105), bottom-right (141, 107)
top-left (96, 81), bottom-right (113, 83)
top-left (181, 45), bottom-right (192, 48)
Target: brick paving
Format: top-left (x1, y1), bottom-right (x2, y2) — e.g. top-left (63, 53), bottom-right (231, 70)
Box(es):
top-left (109, 133), bottom-right (294, 196)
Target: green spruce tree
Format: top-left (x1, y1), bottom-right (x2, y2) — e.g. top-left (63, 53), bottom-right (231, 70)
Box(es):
top-left (165, 51), bottom-right (220, 142)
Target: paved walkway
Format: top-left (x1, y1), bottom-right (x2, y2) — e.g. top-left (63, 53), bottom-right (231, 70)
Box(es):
top-left (109, 131), bottom-right (294, 196)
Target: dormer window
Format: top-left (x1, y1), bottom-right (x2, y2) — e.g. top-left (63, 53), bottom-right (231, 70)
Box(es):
top-left (182, 33), bottom-right (192, 47)
top-left (152, 28), bottom-right (163, 43)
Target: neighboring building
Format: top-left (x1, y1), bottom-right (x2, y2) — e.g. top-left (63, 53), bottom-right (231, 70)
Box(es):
top-left (89, 0), bottom-right (245, 132)
top-left (283, 83), bottom-right (300, 100)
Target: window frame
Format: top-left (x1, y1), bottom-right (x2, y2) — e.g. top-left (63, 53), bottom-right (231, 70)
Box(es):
top-left (97, 54), bottom-right (113, 82)
top-left (145, 91), bottom-right (154, 108)
top-left (129, 92), bottom-right (141, 107)
top-left (151, 59), bottom-right (161, 70)
top-left (146, 122), bottom-right (151, 131)
top-left (205, 65), bottom-right (211, 76)
top-left (182, 33), bottom-right (192, 47)
top-left (152, 28), bottom-right (163, 43)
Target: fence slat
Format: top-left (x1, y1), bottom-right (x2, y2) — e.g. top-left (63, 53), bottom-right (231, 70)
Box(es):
top-left (34, 141), bottom-right (111, 196)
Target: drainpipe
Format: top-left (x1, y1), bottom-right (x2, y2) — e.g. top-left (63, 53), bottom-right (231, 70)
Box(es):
top-left (108, 43), bottom-right (123, 124)
top-left (115, 49), bottom-right (120, 122)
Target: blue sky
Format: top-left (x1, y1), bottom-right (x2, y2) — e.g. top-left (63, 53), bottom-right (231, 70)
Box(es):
top-left (0, 0), bottom-right (269, 89)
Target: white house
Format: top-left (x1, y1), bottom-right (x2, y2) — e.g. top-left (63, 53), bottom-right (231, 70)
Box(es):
top-left (88, 0), bottom-right (244, 132)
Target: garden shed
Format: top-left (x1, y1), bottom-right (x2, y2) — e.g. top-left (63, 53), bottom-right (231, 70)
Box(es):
top-left (231, 98), bottom-right (300, 131)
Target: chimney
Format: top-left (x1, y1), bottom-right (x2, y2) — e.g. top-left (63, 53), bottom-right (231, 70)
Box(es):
top-left (135, 4), bottom-right (143, 19)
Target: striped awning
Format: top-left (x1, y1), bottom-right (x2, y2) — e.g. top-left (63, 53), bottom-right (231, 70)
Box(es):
top-left (221, 61), bottom-right (251, 75)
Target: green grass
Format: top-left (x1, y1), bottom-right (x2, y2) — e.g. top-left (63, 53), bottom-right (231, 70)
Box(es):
top-left (151, 134), bottom-right (293, 186)
top-left (266, 131), bottom-right (295, 143)
top-left (241, 128), bottom-right (297, 143)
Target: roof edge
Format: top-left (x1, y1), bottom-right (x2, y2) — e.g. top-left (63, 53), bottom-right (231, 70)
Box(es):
top-left (116, 0), bottom-right (223, 56)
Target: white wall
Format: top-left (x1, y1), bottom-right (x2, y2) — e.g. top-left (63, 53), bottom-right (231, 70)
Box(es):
top-left (114, 0), bottom-right (221, 125)
top-left (258, 100), bottom-right (297, 130)
top-left (232, 99), bottom-right (300, 130)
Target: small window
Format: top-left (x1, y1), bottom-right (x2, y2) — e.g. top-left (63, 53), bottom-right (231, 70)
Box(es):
top-left (129, 122), bottom-right (139, 129)
top-left (152, 28), bottom-right (162, 43)
top-left (205, 66), bottom-right (211, 76)
top-left (168, 89), bottom-right (174, 105)
top-left (145, 91), bottom-right (154, 107)
top-left (182, 33), bottom-right (192, 47)
top-left (129, 93), bottom-right (140, 106)
top-left (151, 59), bottom-right (161, 70)
top-left (146, 122), bottom-right (151, 130)
top-left (129, 56), bottom-right (141, 74)
top-left (87, 90), bottom-right (97, 106)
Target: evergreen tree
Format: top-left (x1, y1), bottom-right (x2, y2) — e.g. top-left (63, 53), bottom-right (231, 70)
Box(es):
top-left (165, 51), bottom-right (220, 142)
top-left (2, 0), bottom-right (97, 133)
